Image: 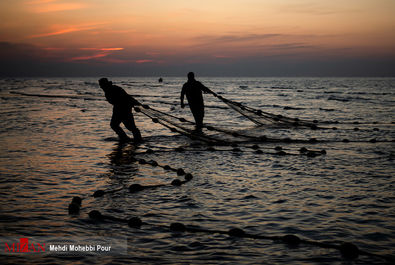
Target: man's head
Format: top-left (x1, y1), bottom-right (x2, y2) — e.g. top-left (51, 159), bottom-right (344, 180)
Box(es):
top-left (187, 72), bottom-right (195, 81)
top-left (99, 78), bottom-right (112, 89)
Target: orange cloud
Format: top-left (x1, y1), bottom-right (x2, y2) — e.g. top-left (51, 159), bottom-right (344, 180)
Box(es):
top-left (68, 47), bottom-right (124, 61)
top-left (79, 48), bottom-right (124, 51)
top-left (29, 25), bottom-right (97, 38)
top-left (70, 52), bottom-right (109, 61)
top-left (136, 59), bottom-right (153, 64)
top-left (101, 48), bottom-right (123, 51)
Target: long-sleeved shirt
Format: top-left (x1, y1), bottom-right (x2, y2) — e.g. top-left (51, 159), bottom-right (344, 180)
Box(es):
top-left (181, 80), bottom-right (210, 107)
top-left (103, 85), bottom-right (139, 108)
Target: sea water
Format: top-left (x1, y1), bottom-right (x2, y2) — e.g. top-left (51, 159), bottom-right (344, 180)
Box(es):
top-left (0, 77), bottom-right (394, 264)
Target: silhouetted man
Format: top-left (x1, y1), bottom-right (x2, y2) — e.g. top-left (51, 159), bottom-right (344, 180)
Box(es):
top-left (181, 72), bottom-right (211, 129)
top-left (99, 78), bottom-right (142, 142)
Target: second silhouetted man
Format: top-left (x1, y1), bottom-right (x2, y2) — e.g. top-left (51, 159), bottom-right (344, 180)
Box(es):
top-left (180, 72), bottom-right (211, 130)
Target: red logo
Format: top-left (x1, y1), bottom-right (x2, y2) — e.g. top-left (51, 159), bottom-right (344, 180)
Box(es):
top-left (5, 238), bottom-right (46, 253)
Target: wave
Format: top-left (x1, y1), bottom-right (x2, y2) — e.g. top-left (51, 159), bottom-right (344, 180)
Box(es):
top-left (9, 91), bottom-right (102, 101)
top-left (319, 108), bottom-right (335, 112)
top-left (327, 96), bottom-right (350, 102)
top-left (271, 86), bottom-right (295, 90)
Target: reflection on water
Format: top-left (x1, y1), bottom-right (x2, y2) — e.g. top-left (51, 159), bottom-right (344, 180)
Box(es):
top-left (0, 77), bottom-right (394, 264)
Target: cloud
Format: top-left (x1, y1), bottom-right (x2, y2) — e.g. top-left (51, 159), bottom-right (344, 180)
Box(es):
top-left (0, 41), bottom-right (125, 63)
top-left (100, 48), bottom-right (124, 51)
top-left (69, 53), bottom-right (109, 61)
top-left (193, 33), bottom-right (282, 45)
top-left (135, 59), bottom-right (153, 64)
top-left (69, 48), bottom-right (124, 61)
top-left (29, 25), bottom-right (98, 38)
top-left (1, 41), bottom-right (394, 77)
top-left (188, 33), bottom-right (323, 59)
top-left (79, 48), bottom-right (124, 51)
top-left (189, 33), bottom-right (287, 55)
top-left (263, 43), bottom-right (318, 54)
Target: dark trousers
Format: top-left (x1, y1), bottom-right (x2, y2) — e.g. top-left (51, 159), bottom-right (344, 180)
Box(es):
top-left (110, 107), bottom-right (142, 141)
top-left (189, 103), bottom-right (204, 128)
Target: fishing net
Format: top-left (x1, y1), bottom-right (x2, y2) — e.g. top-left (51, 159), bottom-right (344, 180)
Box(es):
top-left (10, 90), bottom-right (386, 144)
top-left (211, 92), bottom-right (322, 129)
top-left (133, 101), bottom-right (317, 146)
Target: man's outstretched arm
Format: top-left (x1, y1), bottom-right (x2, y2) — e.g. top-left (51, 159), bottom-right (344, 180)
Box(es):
top-left (200, 82), bottom-right (216, 96)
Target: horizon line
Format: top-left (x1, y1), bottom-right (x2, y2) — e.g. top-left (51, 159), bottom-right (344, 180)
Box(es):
top-left (1, 75), bottom-right (394, 78)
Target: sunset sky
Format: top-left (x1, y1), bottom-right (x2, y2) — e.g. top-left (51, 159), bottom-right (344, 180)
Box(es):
top-left (1, 0), bottom-right (394, 76)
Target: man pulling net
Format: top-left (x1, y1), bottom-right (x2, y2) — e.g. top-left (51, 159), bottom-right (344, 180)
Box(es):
top-left (99, 78), bottom-right (143, 143)
top-left (180, 72), bottom-right (214, 130)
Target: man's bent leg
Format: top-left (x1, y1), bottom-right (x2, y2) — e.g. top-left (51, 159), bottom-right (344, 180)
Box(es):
top-left (111, 111), bottom-right (130, 141)
top-left (123, 113), bottom-right (143, 142)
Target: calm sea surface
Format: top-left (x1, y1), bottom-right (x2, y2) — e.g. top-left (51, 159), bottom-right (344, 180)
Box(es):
top-left (0, 77), bottom-right (394, 264)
